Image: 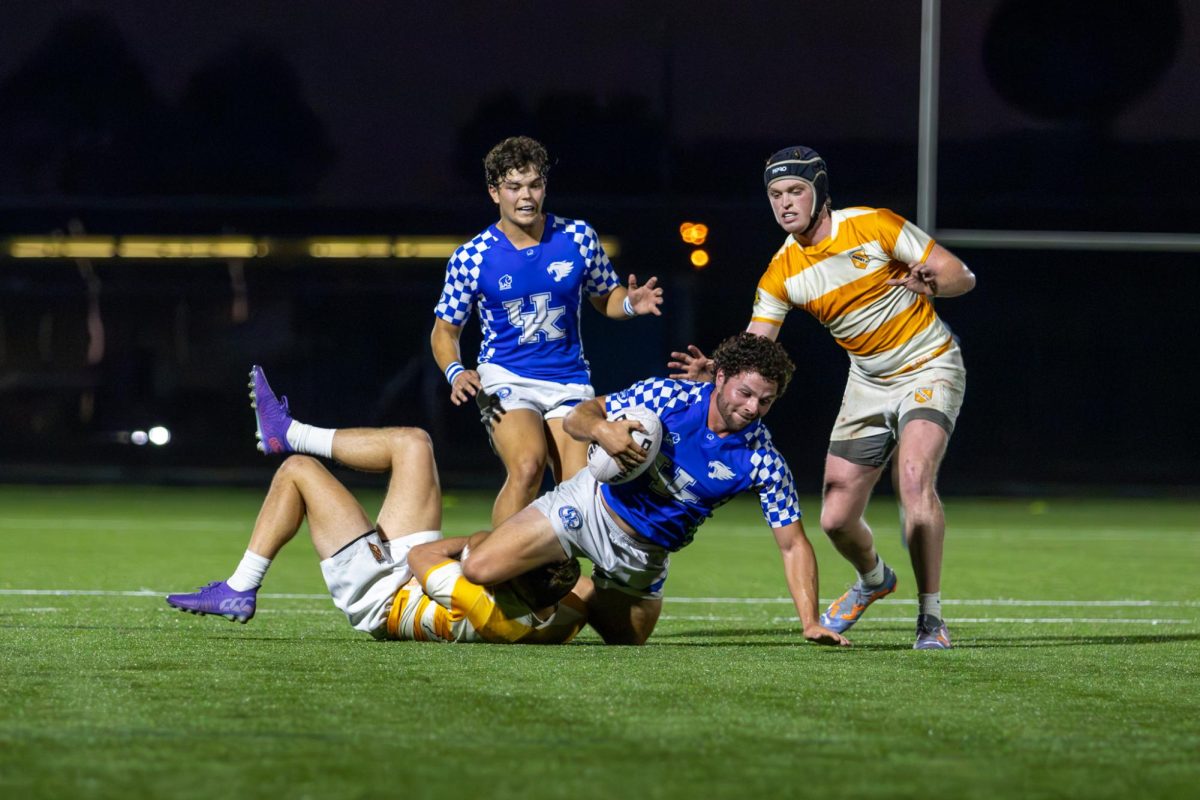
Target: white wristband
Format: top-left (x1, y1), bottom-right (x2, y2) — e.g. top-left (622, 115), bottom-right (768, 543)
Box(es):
top-left (445, 362), bottom-right (465, 385)
top-left (622, 296), bottom-right (636, 318)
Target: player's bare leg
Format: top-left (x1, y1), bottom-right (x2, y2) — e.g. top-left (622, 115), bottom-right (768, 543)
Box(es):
top-left (817, 453), bottom-right (899, 633)
top-left (252, 455), bottom-right (374, 559)
top-left (897, 419), bottom-right (950, 594)
top-left (167, 454), bottom-right (372, 621)
top-left (586, 589), bottom-right (662, 645)
top-left (327, 426), bottom-right (442, 542)
top-left (894, 418), bottom-right (952, 648)
top-left (460, 505), bottom-right (570, 586)
top-left (488, 408), bottom-right (551, 526)
top-left (819, 454), bottom-right (884, 573)
top-left (893, 419), bottom-right (949, 594)
top-left (544, 416), bottom-right (589, 483)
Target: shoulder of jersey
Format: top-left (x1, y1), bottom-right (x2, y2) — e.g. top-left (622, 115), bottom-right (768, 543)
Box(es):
top-left (450, 227), bottom-right (500, 263)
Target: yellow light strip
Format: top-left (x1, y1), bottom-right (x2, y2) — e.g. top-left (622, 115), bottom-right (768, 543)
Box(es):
top-left (9, 237), bottom-right (116, 258)
top-left (308, 238), bottom-right (393, 258)
top-left (117, 237), bottom-right (261, 259)
top-left (391, 237), bottom-right (462, 258)
top-left (4, 234), bottom-right (621, 260)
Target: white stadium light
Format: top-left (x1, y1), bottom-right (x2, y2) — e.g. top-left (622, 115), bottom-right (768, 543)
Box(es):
top-left (148, 426), bottom-right (172, 446)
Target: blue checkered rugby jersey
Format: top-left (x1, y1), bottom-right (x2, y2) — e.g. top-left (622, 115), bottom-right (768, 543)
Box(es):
top-left (602, 379), bottom-right (802, 550)
top-left (434, 215), bottom-right (620, 385)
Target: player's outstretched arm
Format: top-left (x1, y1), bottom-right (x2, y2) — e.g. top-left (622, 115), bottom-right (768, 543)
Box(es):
top-left (430, 318), bottom-right (483, 406)
top-left (592, 274), bottom-right (664, 320)
top-left (772, 521), bottom-right (851, 647)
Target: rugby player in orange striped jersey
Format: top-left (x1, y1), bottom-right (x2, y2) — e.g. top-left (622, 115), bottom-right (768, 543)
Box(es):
top-left (669, 147), bottom-right (975, 649)
top-left (166, 367), bottom-right (590, 644)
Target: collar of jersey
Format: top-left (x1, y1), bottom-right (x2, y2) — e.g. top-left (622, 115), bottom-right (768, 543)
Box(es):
top-left (490, 213), bottom-right (556, 252)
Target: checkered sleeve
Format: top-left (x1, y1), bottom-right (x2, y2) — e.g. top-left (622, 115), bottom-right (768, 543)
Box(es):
top-left (748, 433), bottom-right (802, 528)
top-left (563, 218), bottom-right (619, 297)
top-left (433, 242), bottom-right (483, 325)
top-left (604, 378), bottom-right (706, 416)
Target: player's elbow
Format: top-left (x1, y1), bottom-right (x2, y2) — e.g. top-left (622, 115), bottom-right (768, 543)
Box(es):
top-left (460, 554), bottom-right (501, 586)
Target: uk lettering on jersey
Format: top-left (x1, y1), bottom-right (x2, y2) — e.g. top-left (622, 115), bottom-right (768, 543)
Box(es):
top-left (385, 560), bottom-right (586, 644)
top-left (601, 379), bottom-right (802, 550)
top-left (434, 215), bottom-right (620, 384)
top-left (752, 207), bottom-right (957, 379)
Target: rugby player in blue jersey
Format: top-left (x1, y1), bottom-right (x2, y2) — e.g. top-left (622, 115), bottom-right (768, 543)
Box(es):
top-left (463, 332), bottom-right (850, 647)
top-left (431, 136), bottom-right (663, 527)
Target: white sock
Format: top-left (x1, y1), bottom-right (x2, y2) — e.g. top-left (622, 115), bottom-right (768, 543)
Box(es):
top-left (287, 422), bottom-right (335, 459)
top-left (859, 556), bottom-right (887, 588)
top-left (227, 550), bottom-right (272, 592)
top-left (919, 592), bottom-right (942, 619)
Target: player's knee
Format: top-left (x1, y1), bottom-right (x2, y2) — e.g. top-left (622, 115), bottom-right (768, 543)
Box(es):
top-left (277, 454), bottom-right (321, 478)
top-left (504, 454), bottom-right (547, 489)
top-left (819, 493), bottom-right (857, 535)
top-left (386, 426), bottom-right (433, 455)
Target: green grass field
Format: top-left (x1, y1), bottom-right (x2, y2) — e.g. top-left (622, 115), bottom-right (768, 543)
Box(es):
top-left (2, 484), bottom-right (1198, 799)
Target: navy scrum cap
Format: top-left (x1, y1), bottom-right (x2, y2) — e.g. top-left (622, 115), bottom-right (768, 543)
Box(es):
top-left (764, 146), bottom-right (829, 216)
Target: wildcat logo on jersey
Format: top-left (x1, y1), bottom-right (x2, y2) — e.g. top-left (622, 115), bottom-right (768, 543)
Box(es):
top-left (707, 460), bottom-right (735, 480)
top-left (499, 274), bottom-right (513, 291)
top-left (914, 387), bottom-right (933, 404)
top-left (547, 260), bottom-right (574, 282)
top-left (849, 249), bottom-right (871, 269)
top-left (503, 293), bottom-right (567, 344)
top-left (368, 541), bottom-right (386, 563)
top-left (558, 506), bottom-right (582, 531)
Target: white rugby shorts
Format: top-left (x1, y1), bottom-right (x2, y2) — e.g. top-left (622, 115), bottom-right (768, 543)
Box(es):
top-left (829, 346), bottom-right (967, 467)
top-left (477, 363), bottom-right (595, 420)
top-left (531, 469), bottom-right (669, 599)
top-left (318, 529), bottom-right (441, 636)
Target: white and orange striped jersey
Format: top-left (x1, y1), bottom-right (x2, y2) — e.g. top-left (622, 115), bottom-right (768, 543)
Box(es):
top-left (383, 559), bottom-right (587, 644)
top-left (752, 207), bottom-right (957, 380)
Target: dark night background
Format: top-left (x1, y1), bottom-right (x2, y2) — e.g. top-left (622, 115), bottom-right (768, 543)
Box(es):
top-left (0, 0), bottom-right (1196, 494)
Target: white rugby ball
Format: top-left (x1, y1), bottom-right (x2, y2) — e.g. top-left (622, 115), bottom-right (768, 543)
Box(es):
top-left (587, 406), bottom-right (663, 485)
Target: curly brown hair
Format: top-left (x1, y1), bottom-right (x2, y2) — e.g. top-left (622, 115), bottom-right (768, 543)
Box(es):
top-left (484, 136), bottom-right (551, 187)
top-left (710, 332), bottom-right (794, 396)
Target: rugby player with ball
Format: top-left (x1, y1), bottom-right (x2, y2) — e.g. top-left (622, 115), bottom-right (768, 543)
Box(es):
top-left (463, 332), bottom-right (850, 647)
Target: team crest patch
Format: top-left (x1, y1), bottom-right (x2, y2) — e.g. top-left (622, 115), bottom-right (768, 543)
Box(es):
top-left (367, 541), bottom-right (386, 563)
top-left (558, 506), bottom-right (583, 531)
top-left (547, 260), bottom-right (574, 281)
top-left (668, 432), bottom-right (682, 445)
top-left (849, 248), bottom-right (871, 269)
top-left (499, 274), bottom-right (513, 290)
top-left (914, 387), bottom-right (934, 404)
top-left (496, 387), bottom-right (513, 399)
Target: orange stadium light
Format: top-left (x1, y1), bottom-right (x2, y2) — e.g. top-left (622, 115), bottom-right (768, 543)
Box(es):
top-left (690, 249), bottom-right (710, 269)
top-left (679, 222), bottom-right (708, 246)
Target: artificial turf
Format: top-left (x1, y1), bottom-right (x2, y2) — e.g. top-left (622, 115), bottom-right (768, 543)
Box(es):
top-left (1, 485), bottom-right (1197, 799)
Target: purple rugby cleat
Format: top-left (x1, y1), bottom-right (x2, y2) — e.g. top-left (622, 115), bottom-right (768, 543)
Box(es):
top-left (249, 365), bottom-right (294, 455)
top-left (914, 614), bottom-right (953, 650)
top-left (166, 581), bottom-right (257, 624)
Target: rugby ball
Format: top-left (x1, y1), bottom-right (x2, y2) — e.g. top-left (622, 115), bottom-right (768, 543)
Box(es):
top-left (586, 406), bottom-right (663, 485)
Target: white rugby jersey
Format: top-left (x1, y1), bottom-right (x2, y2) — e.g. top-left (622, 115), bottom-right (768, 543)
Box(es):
top-left (384, 559), bottom-right (586, 644)
top-left (434, 214), bottom-right (620, 385)
top-left (602, 379), bottom-right (802, 551)
top-left (753, 207), bottom-right (958, 380)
